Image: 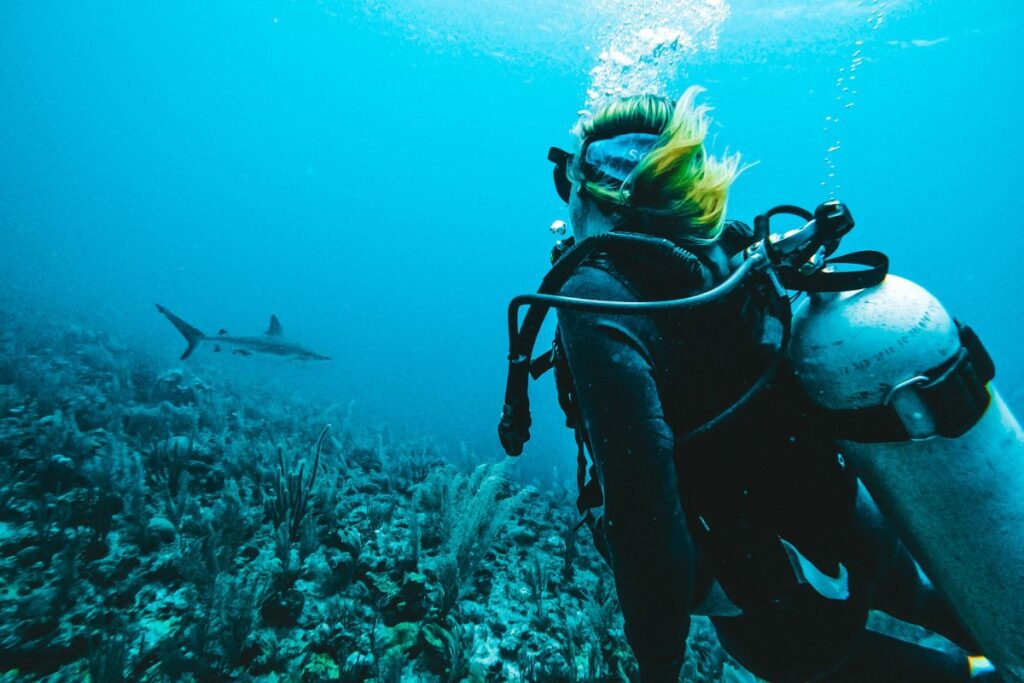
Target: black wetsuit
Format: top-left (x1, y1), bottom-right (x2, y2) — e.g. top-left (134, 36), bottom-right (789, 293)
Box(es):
top-left (554, 222), bottom-right (979, 682)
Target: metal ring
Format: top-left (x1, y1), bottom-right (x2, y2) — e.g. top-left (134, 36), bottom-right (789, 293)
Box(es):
top-left (882, 375), bottom-right (930, 406)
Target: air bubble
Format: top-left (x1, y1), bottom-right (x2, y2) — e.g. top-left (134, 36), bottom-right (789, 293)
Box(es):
top-left (821, 14), bottom-right (874, 197)
top-left (583, 3), bottom-right (728, 108)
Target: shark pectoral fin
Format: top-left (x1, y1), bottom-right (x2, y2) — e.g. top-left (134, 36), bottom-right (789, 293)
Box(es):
top-left (266, 315), bottom-right (283, 336)
top-left (213, 344), bottom-right (222, 353)
top-left (780, 538), bottom-right (850, 601)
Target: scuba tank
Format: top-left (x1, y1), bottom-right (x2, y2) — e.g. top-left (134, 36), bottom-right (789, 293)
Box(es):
top-left (499, 200), bottom-right (1024, 678)
top-left (789, 273), bottom-right (1024, 682)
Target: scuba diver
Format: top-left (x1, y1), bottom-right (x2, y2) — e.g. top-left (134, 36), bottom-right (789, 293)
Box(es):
top-left (497, 88), bottom-right (1015, 682)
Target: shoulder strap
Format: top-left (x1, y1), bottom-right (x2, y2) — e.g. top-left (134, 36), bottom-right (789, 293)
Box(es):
top-left (542, 332), bottom-right (605, 519)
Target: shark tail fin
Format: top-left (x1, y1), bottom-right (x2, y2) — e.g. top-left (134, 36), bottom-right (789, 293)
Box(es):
top-left (155, 304), bottom-right (206, 360)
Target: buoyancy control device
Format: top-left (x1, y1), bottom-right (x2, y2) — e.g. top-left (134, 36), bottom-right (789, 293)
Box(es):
top-left (499, 200), bottom-right (881, 457)
top-left (498, 200), bottom-right (1024, 679)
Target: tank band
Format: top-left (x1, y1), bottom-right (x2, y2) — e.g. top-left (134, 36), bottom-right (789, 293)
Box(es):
top-left (823, 321), bottom-right (995, 443)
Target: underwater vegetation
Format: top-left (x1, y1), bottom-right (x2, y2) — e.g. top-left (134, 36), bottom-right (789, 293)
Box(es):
top-left (0, 310), bottom-right (748, 682)
top-left (0, 311), bottom-right (950, 681)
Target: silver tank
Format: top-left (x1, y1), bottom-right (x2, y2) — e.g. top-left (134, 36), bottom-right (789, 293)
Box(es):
top-left (789, 274), bottom-right (1024, 681)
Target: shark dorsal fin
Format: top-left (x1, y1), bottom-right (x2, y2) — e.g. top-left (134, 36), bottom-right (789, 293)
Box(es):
top-left (218, 329), bottom-right (228, 336)
top-left (266, 315), bottom-right (283, 336)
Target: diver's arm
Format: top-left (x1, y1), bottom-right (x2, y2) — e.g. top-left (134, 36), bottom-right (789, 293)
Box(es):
top-left (557, 265), bottom-right (699, 679)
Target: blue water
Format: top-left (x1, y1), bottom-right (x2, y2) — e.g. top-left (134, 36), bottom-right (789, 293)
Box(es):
top-left (2, 0), bottom-right (1022, 482)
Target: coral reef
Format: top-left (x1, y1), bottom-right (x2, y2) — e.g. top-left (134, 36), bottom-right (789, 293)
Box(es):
top-left (32, 309), bottom-right (970, 683)
top-left (0, 313), bottom-right (691, 681)
top-left (0, 311), bottom-right (941, 681)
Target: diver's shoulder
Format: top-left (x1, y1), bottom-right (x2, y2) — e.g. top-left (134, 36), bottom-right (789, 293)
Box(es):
top-left (559, 257), bottom-right (641, 302)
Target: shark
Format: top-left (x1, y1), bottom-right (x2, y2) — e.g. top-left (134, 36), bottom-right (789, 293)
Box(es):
top-left (156, 304), bottom-right (331, 361)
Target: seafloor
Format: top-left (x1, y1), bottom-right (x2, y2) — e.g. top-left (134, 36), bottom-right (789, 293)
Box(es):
top-left (0, 312), bottom-right (951, 681)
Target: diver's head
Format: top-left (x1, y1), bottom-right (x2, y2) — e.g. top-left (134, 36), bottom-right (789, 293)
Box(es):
top-left (554, 87), bottom-right (745, 242)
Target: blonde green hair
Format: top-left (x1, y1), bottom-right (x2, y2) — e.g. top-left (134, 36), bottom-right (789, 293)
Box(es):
top-left (571, 86), bottom-right (745, 240)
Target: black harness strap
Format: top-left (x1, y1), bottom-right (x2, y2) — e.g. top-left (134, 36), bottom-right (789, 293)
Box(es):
top-left (574, 431), bottom-right (603, 514)
top-left (529, 349), bottom-right (555, 380)
top-left (777, 251), bottom-right (889, 294)
top-left (548, 329), bottom-right (606, 519)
